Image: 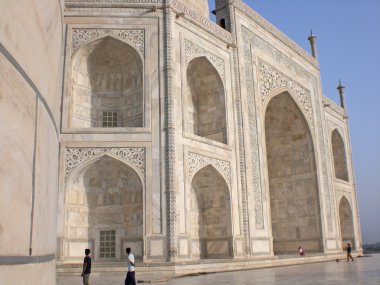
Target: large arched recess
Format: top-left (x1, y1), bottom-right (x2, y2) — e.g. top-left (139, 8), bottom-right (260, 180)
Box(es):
top-left (65, 156), bottom-right (144, 261)
top-left (331, 129), bottom-right (349, 181)
top-left (70, 36), bottom-right (143, 128)
top-left (189, 165), bottom-right (232, 259)
top-left (265, 92), bottom-right (322, 254)
top-left (339, 196), bottom-right (355, 250)
top-left (186, 57), bottom-right (227, 144)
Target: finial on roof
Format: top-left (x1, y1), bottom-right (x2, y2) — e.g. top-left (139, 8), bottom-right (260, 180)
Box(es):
top-left (307, 30), bottom-right (318, 59)
top-left (337, 79), bottom-right (346, 109)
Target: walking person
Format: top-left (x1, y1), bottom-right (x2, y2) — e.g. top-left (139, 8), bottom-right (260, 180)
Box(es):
top-left (81, 249), bottom-right (92, 285)
top-left (125, 247), bottom-right (136, 285)
top-left (298, 246), bottom-right (305, 257)
top-left (346, 243), bottom-right (354, 262)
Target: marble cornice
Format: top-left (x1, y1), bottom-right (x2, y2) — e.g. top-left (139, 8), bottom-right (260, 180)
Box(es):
top-left (64, 0), bottom-right (164, 7)
top-left (232, 0), bottom-right (319, 69)
top-left (323, 96), bottom-right (346, 117)
top-left (64, 0), bottom-right (233, 44)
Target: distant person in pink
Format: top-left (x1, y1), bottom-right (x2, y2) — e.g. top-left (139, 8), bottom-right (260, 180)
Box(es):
top-left (299, 246), bottom-right (305, 257)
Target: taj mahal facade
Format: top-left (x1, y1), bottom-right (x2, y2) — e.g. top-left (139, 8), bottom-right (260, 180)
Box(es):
top-left (0, 0), bottom-right (362, 284)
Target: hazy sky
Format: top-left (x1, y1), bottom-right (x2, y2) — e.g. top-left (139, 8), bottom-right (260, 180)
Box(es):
top-left (208, 0), bottom-right (380, 244)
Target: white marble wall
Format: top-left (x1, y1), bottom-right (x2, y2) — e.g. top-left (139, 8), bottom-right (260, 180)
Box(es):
top-left (0, 0), bottom-right (63, 284)
top-left (57, 0), bottom-right (362, 266)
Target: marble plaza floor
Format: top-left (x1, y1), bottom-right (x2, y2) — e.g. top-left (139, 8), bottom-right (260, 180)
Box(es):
top-left (57, 254), bottom-right (380, 285)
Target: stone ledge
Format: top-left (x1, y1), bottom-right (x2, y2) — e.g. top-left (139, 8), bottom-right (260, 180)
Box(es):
top-left (57, 253), bottom-right (360, 280)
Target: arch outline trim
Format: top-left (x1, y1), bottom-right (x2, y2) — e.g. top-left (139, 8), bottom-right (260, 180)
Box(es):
top-left (64, 147), bottom-right (145, 186)
top-left (184, 38), bottom-right (225, 81)
top-left (258, 58), bottom-right (314, 127)
top-left (187, 152), bottom-right (231, 187)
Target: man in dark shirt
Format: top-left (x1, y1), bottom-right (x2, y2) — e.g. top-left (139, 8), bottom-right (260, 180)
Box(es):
top-left (81, 248), bottom-right (92, 285)
top-left (346, 243), bottom-right (354, 262)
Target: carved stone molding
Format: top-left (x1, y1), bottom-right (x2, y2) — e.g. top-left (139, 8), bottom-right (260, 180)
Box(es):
top-left (258, 59), bottom-right (313, 126)
top-left (65, 7), bottom-right (152, 16)
top-left (65, 147), bottom-right (145, 181)
top-left (71, 28), bottom-right (145, 57)
top-left (164, 8), bottom-right (178, 260)
top-left (242, 32), bottom-right (264, 230)
top-left (184, 39), bottom-right (225, 80)
top-left (65, 0), bottom-right (163, 3)
top-left (188, 152), bottom-right (231, 186)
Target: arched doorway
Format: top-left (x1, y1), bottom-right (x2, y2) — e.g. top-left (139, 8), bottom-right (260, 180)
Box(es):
top-left (190, 165), bottom-right (232, 259)
top-left (265, 93), bottom-right (322, 254)
top-left (339, 196), bottom-right (355, 250)
top-left (186, 57), bottom-right (227, 144)
top-left (331, 130), bottom-right (349, 181)
top-left (65, 156), bottom-right (143, 261)
top-left (70, 36), bottom-right (143, 128)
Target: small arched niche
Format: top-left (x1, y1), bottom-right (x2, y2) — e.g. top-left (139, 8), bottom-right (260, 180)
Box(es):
top-left (70, 37), bottom-right (143, 128)
top-left (265, 92), bottom-right (322, 254)
top-left (186, 57), bottom-right (227, 144)
top-left (190, 165), bottom-right (232, 259)
top-left (65, 156), bottom-right (144, 261)
top-left (331, 129), bottom-right (349, 181)
top-left (339, 196), bottom-right (355, 250)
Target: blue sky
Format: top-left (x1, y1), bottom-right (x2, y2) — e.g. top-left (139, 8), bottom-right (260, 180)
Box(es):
top-left (208, 0), bottom-right (380, 244)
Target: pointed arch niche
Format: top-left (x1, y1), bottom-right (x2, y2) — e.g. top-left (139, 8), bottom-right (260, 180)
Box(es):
top-left (339, 196), bottom-right (355, 250)
top-left (331, 129), bottom-right (349, 181)
top-left (186, 57), bottom-right (227, 144)
top-left (70, 36), bottom-right (143, 128)
top-left (64, 156), bottom-right (144, 261)
top-left (189, 165), bottom-right (232, 259)
top-left (265, 92), bottom-right (322, 254)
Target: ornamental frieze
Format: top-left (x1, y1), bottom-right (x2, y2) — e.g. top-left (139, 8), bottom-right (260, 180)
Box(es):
top-left (65, 147), bottom-right (145, 181)
top-left (242, 35), bottom-right (264, 229)
top-left (65, 0), bottom-right (163, 4)
top-left (187, 152), bottom-right (231, 186)
top-left (71, 28), bottom-right (145, 57)
top-left (184, 39), bottom-right (225, 80)
top-left (258, 59), bottom-right (313, 125)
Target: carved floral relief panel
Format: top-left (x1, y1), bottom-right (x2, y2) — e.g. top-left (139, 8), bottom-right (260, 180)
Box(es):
top-left (187, 152), bottom-right (231, 186)
top-left (72, 28), bottom-right (145, 57)
top-left (258, 59), bottom-right (313, 127)
top-left (65, 147), bottom-right (145, 183)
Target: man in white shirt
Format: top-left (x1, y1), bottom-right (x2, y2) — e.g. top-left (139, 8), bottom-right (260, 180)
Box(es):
top-left (125, 247), bottom-right (136, 285)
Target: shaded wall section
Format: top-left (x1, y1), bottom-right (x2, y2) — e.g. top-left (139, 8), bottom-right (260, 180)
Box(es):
top-left (265, 93), bottom-right (322, 254)
top-left (339, 197), bottom-right (355, 249)
top-left (0, 0), bottom-right (63, 284)
top-left (186, 57), bottom-right (227, 144)
top-left (190, 165), bottom-right (232, 259)
top-left (65, 156), bottom-right (143, 261)
top-left (331, 130), bottom-right (349, 181)
top-left (71, 37), bottom-right (143, 128)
